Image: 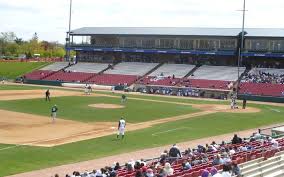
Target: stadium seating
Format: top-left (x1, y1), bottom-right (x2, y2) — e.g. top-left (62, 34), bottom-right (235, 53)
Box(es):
top-left (139, 76), bottom-right (181, 86)
top-left (66, 135), bottom-right (284, 177)
top-left (85, 62), bottom-right (159, 86)
top-left (240, 67), bottom-right (284, 97)
top-left (24, 70), bottom-right (55, 80)
top-left (43, 71), bottom-right (94, 82)
top-left (238, 152), bottom-right (284, 177)
top-left (189, 65), bottom-right (246, 81)
top-left (239, 82), bottom-right (284, 97)
top-left (180, 78), bottom-right (232, 90)
top-left (104, 62), bottom-right (159, 76)
top-left (40, 62), bottom-right (70, 71)
top-left (88, 74), bottom-right (138, 86)
top-left (66, 62), bottom-right (109, 73)
top-left (149, 64), bottom-right (195, 78)
top-left (138, 64), bottom-right (195, 86)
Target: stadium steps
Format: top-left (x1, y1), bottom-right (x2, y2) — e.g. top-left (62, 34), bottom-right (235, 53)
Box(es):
top-left (133, 62), bottom-right (164, 86)
top-left (40, 62), bottom-right (74, 80)
top-left (172, 65), bottom-right (199, 86)
top-left (240, 155), bottom-right (284, 177)
top-left (183, 65), bottom-right (199, 78)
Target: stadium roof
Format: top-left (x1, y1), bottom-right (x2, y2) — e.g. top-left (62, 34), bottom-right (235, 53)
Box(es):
top-left (70, 27), bottom-right (284, 37)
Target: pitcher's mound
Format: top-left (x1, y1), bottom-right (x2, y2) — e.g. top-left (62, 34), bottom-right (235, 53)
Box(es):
top-left (89, 104), bottom-right (125, 109)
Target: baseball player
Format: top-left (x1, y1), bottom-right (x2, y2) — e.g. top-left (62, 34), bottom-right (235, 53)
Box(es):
top-left (87, 85), bottom-right (92, 95)
top-left (51, 104), bottom-right (58, 123)
top-left (121, 94), bottom-right (127, 104)
top-left (45, 89), bottom-right (50, 101)
top-left (84, 84), bottom-right (88, 95)
top-left (117, 117), bottom-right (126, 139)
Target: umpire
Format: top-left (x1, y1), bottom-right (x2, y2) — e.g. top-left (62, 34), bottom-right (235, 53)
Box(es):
top-left (242, 97), bottom-right (247, 109)
top-left (45, 89), bottom-right (50, 102)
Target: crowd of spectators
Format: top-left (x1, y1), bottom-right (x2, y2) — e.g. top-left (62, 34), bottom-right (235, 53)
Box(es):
top-left (51, 132), bottom-right (282, 177)
top-left (241, 69), bottom-right (284, 84)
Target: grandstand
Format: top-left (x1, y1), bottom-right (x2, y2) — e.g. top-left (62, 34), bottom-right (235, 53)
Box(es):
top-left (56, 134), bottom-right (284, 177)
top-left (22, 27), bottom-right (284, 100)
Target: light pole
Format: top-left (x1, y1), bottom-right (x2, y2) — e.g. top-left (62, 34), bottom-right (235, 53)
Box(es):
top-left (67, 0), bottom-right (73, 62)
top-left (237, 0), bottom-right (246, 95)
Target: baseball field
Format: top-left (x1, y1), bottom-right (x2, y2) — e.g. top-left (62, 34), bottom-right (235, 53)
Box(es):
top-left (0, 84), bottom-right (284, 176)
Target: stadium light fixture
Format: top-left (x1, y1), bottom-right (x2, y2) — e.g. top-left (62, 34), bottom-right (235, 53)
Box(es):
top-left (237, 0), bottom-right (247, 96)
top-left (67, 0), bottom-right (73, 62)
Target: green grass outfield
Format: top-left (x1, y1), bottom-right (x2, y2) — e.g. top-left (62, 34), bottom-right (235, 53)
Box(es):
top-left (0, 85), bottom-right (283, 176)
top-left (0, 62), bottom-right (50, 79)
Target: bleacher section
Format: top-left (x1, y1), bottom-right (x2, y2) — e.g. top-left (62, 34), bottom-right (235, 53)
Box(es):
top-left (240, 68), bottom-right (284, 97)
top-left (43, 71), bottom-right (94, 82)
top-left (86, 62), bottom-right (159, 86)
top-left (24, 70), bottom-right (55, 80)
top-left (179, 78), bottom-right (232, 90)
top-left (250, 68), bottom-right (284, 76)
top-left (40, 62), bottom-right (69, 71)
top-left (66, 63), bottom-right (109, 73)
top-left (139, 64), bottom-right (195, 86)
top-left (88, 74), bottom-right (138, 86)
top-left (189, 65), bottom-right (246, 81)
top-left (104, 62), bottom-right (159, 76)
top-left (239, 83), bottom-right (284, 97)
top-left (65, 135), bottom-right (284, 177)
top-left (149, 64), bottom-right (195, 78)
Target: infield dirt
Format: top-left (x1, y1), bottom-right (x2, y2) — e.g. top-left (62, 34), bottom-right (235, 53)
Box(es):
top-left (0, 89), bottom-right (261, 147)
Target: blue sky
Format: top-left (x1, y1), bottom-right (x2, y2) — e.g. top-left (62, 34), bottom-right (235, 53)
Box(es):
top-left (0, 0), bottom-right (283, 43)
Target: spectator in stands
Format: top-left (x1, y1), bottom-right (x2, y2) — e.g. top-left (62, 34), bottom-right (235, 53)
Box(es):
top-left (207, 145), bottom-right (217, 152)
top-left (114, 162), bottom-right (120, 170)
top-left (145, 168), bottom-right (154, 177)
top-left (157, 169), bottom-right (166, 177)
top-left (169, 144), bottom-right (182, 158)
top-left (201, 169), bottom-right (210, 177)
top-left (222, 152), bottom-right (232, 164)
top-left (221, 164), bottom-right (232, 177)
top-left (269, 137), bottom-right (279, 149)
top-left (135, 170), bottom-right (143, 177)
top-left (228, 147), bottom-right (235, 155)
top-left (212, 154), bottom-right (224, 166)
top-left (191, 156), bottom-right (202, 165)
top-left (232, 134), bottom-right (242, 144)
top-left (201, 153), bottom-right (209, 163)
top-left (210, 167), bottom-right (219, 176)
top-left (231, 162), bottom-right (241, 177)
top-left (181, 160), bottom-right (192, 170)
top-left (163, 162), bottom-right (174, 176)
top-left (197, 145), bottom-right (206, 153)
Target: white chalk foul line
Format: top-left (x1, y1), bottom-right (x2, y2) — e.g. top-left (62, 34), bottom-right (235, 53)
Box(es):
top-left (267, 107), bottom-right (281, 113)
top-left (152, 127), bottom-right (189, 136)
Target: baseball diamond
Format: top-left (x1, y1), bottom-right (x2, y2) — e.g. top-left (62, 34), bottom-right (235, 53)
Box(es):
top-left (1, 1), bottom-right (284, 177)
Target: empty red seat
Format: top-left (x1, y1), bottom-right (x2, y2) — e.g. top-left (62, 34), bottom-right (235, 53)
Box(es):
top-left (240, 82), bottom-right (284, 97)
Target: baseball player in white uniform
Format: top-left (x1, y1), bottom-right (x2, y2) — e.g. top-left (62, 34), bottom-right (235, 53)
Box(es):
top-left (117, 117), bottom-right (126, 139)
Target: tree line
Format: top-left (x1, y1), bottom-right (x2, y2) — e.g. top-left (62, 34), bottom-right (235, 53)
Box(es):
top-left (0, 32), bottom-right (66, 58)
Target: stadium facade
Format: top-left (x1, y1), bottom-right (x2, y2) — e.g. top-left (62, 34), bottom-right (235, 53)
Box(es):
top-left (67, 27), bottom-right (284, 67)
